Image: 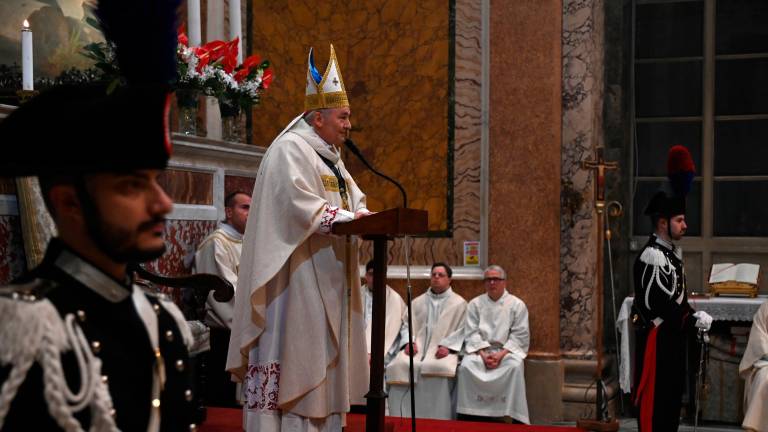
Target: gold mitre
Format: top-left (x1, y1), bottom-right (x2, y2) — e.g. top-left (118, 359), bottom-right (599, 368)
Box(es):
top-left (305, 44), bottom-right (349, 111)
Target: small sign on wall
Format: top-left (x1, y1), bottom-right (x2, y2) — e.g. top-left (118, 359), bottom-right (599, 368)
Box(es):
top-left (463, 241), bottom-right (480, 266)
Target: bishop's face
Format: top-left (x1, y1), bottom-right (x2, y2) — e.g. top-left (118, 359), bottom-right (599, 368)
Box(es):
top-left (313, 107), bottom-right (351, 147)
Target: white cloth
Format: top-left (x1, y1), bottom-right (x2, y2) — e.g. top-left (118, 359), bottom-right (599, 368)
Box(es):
top-left (455, 291), bottom-right (529, 423)
top-left (361, 284), bottom-right (406, 364)
top-left (740, 301), bottom-right (768, 432)
top-left (386, 287), bottom-right (466, 420)
top-left (387, 376), bottom-right (455, 420)
top-left (194, 223), bottom-right (242, 329)
top-left (227, 118), bottom-right (369, 432)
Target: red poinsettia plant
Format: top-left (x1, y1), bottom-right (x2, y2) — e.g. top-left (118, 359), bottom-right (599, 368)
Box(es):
top-left (177, 28), bottom-right (273, 113)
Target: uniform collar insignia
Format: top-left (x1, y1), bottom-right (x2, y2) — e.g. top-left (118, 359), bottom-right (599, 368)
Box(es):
top-left (54, 248), bottom-right (131, 303)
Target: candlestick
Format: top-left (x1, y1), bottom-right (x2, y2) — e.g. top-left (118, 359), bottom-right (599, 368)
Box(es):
top-left (187, 0), bottom-right (201, 46)
top-left (22, 20), bottom-right (33, 91)
top-left (229, 0), bottom-right (242, 64)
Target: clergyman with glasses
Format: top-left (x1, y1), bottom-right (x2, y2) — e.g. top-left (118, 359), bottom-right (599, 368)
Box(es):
top-left (454, 265), bottom-right (530, 424)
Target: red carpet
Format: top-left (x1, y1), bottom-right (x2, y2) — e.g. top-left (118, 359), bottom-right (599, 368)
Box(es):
top-left (199, 408), bottom-right (586, 432)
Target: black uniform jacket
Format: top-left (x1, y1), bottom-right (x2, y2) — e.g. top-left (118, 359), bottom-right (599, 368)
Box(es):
top-left (0, 239), bottom-right (195, 431)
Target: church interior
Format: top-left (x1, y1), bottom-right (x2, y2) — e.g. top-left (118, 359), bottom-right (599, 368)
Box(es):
top-left (1, 1), bottom-right (766, 431)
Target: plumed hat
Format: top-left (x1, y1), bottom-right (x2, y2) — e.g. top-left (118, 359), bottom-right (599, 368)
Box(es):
top-left (644, 145), bottom-right (695, 218)
top-left (0, 0), bottom-right (181, 177)
top-left (304, 44), bottom-right (349, 112)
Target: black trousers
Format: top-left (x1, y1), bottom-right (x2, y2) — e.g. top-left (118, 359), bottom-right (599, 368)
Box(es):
top-left (634, 325), bottom-right (687, 431)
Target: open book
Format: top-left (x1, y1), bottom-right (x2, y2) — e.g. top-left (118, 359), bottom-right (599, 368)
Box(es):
top-left (708, 263), bottom-right (760, 297)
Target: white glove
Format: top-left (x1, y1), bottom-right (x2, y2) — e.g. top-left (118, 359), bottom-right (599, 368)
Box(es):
top-left (693, 311), bottom-right (712, 331)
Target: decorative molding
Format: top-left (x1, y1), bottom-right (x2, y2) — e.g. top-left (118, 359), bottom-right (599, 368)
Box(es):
top-left (357, 264), bottom-right (484, 280)
top-left (167, 204), bottom-right (218, 221)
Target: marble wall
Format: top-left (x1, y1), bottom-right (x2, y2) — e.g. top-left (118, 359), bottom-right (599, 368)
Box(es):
top-left (225, 175), bottom-right (256, 198)
top-left (359, 0), bottom-right (483, 268)
top-left (146, 220), bottom-right (217, 278)
top-left (488, 0), bottom-right (562, 357)
top-left (158, 169), bottom-right (214, 205)
top-left (560, 0), bottom-right (604, 358)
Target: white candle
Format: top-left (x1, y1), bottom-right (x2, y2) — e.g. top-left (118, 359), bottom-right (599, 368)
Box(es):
top-left (21, 20), bottom-right (33, 91)
top-left (228, 0), bottom-right (242, 64)
top-left (187, 0), bottom-right (201, 46)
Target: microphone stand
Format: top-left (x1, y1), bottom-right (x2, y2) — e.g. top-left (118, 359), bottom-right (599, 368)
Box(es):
top-left (344, 138), bottom-right (416, 430)
top-left (344, 139), bottom-right (408, 208)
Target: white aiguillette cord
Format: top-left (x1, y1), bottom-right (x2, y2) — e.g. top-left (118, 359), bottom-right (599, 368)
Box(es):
top-left (131, 287), bottom-right (165, 432)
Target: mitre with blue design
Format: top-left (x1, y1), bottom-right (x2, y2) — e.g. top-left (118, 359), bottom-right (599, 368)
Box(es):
top-left (305, 44), bottom-right (349, 111)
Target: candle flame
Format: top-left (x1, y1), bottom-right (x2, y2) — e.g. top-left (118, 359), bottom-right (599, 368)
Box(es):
top-left (23, 20), bottom-right (29, 29)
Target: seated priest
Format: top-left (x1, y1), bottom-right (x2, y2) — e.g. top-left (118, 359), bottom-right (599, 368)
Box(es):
top-left (360, 260), bottom-right (407, 367)
top-left (194, 190), bottom-right (251, 407)
top-left (455, 265), bottom-right (530, 424)
top-left (739, 300), bottom-right (768, 432)
top-left (386, 262), bottom-right (467, 420)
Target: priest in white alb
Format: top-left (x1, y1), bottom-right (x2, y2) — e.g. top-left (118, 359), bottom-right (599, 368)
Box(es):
top-left (226, 44), bottom-right (371, 432)
top-left (386, 262), bottom-right (467, 420)
top-left (739, 300), bottom-right (768, 432)
top-left (360, 260), bottom-right (407, 366)
top-left (455, 264), bottom-right (530, 424)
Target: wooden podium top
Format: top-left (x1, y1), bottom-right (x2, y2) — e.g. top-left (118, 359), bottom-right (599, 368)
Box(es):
top-left (331, 207), bottom-right (428, 237)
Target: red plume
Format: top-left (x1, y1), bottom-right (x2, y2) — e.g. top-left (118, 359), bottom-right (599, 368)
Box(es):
top-left (667, 145), bottom-right (695, 175)
top-left (667, 145), bottom-right (695, 197)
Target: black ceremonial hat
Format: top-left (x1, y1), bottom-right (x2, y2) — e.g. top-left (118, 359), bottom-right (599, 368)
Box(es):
top-left (0, 83), bottom-right (171, 177)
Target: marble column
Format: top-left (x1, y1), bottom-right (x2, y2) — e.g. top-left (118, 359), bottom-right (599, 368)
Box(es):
top-left (488, 0), bottom-right (563, 423)
top-left (560, 0), bottom-right (605, 359)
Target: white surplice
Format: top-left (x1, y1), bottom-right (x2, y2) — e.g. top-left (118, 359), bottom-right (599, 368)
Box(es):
top-left (227, 118), bottom-right (369, 432)
top-left (455, 291), bottom-right (530, 424)
top-left (194, 222), bottom-right (242, 329)
top-left (386, 287), bottom-right (467, 419)
top-left (740, 301), bottom-right (768, 432)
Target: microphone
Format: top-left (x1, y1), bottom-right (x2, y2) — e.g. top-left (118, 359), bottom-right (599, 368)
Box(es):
top-left (344, 138), bottom-right (408, 208)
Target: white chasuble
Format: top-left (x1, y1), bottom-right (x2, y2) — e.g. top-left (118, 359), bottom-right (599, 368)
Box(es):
top-left (739, 301), bottom-right (768, 432)
top-left (386, 287), bottom-right (467, 384)
top-left (386, 287), bottom-right (466, 420)
top-left (455, 291), bottom-right (530, 423)
top-left (227, 118), bottom-right (369, 432)
top-left (194, 222), bottom-right (242, 329)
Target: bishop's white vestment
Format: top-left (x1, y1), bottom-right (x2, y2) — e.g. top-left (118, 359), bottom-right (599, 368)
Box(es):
top-left (386, 287), bottom-right (467, 420)
top-left (227, 118), bottom-right (369, 432)
top-left (455, 291), bottom-right (530, 423)
top-left (739, 300), bottom-right (768, 432)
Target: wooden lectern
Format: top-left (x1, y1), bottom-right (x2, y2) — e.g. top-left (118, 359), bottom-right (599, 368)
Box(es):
top-left (333, 208), bottom-right (428, 432)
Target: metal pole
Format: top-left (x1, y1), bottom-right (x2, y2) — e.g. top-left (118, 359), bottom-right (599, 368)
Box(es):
top-left (694, 329), bottom-right (709, 432)
top-left (404, 235), bottom-right (416, 432)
